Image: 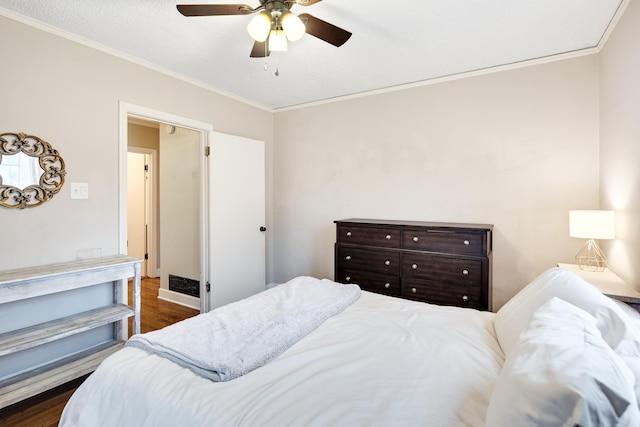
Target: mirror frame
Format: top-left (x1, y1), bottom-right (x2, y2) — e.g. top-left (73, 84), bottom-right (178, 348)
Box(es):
top-left (0, 132), bottom-right (66, 209)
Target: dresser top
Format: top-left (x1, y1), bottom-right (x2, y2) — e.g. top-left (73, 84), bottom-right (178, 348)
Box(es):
top-left (335, 218), bottom-right (494, 231)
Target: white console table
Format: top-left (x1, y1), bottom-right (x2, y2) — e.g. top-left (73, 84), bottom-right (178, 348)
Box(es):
top-left (0, 255), bottom-right (141, 408)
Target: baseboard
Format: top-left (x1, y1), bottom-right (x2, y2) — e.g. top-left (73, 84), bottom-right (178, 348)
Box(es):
top-left (158, 288), bottom-right (200, 311)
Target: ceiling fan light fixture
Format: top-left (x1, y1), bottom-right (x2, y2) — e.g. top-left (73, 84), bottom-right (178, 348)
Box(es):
top-left (247, 12), bottom-right (271, 42)
top-left (281, 12), bottom-right (305, 41)
top-left (269, 29), bottom-right (288, 51)
top-left (177, 2), bottom-right (352, 58)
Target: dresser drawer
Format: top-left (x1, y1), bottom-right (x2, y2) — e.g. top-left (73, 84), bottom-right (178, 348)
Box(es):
top-left (402, 229), bottom-right (486, 256)
top-left (402, 278), bottom-right (482, 309)
top-left (335, 268), bottom-right (400, 297)
top-left (337, 245), bottom-right (400, 275)
top-left (337, 224), bottom-right (401, 248)
top-left (401, 253), bottom-right (482, 286)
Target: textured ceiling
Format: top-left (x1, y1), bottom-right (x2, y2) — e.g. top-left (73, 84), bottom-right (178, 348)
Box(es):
top-left (0, 0), bottom-right (626, 110)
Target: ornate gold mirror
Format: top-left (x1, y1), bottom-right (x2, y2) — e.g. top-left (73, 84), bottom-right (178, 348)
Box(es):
top-left (0, 132), bottom-right (66, 209)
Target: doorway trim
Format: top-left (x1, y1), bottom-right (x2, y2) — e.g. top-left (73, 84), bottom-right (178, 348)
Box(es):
top-left (118, 101), bottom-right (213, 312)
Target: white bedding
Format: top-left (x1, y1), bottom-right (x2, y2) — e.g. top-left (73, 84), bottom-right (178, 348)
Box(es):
top-left (125, 277), bottom-right (361, 382)
top-left (60, 291), bottom-right (503, 427)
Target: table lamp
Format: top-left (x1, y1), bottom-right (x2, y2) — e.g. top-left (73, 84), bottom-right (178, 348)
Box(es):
top-left (569, 210), bottom-right (615, 271)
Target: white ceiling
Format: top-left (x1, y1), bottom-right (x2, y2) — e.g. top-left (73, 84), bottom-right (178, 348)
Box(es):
top-left (0, 0), bottom-right (626, 111)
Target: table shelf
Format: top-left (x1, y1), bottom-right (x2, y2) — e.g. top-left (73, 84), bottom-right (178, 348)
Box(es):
top-left (0, 341), bottom-right (124, 408)
top-left (0, 304), bottom-right (133, 357)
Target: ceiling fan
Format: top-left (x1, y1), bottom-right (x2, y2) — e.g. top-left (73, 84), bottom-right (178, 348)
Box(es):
top-left (177, 1), bottom-right (352, 57)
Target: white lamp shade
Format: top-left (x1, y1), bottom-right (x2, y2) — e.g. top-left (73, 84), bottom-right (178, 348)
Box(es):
top-left (247, 12), bottom-right (271, 42)
top-left (268, 29), bottom-right (288, 51)
top-left (282, 12), bottom-right (305, 41)
top-left (569, 210), bottom-right (615, 239)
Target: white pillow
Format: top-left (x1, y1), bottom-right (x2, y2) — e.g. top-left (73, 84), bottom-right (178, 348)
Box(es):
top-left (486, 297), bottom-right (639, 426)
top-left (621, 354), bottom-right (640, 409)
top-left (612, 298), bottom-right (640, 330)
top-left (609, 300), bottom-right (640, 408)
top-left (495, 267), bottom-right (640, 358)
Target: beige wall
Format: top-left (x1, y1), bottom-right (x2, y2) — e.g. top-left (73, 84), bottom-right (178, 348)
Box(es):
top-left (600, 0), bottom-right (640, 290)
top-left (273, 56), bottom-right (601, 309)
top-left (0, 16), bottom-right (274, 277)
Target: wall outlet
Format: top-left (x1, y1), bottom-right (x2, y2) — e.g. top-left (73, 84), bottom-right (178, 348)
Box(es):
top-left (70, 182), bottom-right (89, 199)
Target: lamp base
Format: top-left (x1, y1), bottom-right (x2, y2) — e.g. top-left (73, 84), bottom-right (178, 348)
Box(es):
top-left (575, 239), bottom-right (607, 272)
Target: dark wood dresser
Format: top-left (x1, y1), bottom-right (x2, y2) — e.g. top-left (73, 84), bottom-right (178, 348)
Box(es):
top-left (334, 219), bottom-right (493, 311)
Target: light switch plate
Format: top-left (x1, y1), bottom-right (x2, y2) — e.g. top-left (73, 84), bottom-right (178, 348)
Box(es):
top-left (70, 182), bottom-right (89, 199)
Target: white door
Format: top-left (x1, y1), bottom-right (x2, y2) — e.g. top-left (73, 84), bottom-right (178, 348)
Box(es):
top-left (208, 132), bottom-right (266, 310)
top-left (127, 152), bottom-right (147, 276)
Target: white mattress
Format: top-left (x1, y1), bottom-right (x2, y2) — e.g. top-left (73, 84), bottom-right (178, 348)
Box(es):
top-left (60, 291), bottom-right (503, 427)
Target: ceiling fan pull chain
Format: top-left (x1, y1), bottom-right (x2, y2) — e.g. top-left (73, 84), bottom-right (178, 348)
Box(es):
top-left (263, 41), bottom-right (269, 71)
top-left (275, 52), bottom-right (280, 77)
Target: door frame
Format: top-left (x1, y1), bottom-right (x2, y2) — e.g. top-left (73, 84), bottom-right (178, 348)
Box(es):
top-left (118, 102), bottom-right (212, 313)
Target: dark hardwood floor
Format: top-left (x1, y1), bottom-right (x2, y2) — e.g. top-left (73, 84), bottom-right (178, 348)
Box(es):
top-left (130, 277), bottom-right (199, 335)
top-left (0, 277), bottom-right (199, 427)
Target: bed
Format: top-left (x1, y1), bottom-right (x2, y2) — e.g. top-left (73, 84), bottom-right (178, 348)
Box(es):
top-left (60, 268), bottom-right (640, 426)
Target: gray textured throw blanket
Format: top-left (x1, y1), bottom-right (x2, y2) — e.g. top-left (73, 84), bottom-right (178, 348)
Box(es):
top-left (126, 276), bottom-right (361, 382)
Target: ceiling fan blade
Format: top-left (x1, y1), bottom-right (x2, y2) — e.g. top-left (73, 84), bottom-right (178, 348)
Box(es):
top-left (250, 40), bottom-right (270, 57)
top-left (298, 13), bottom-right (351, 47)
top-left (177, 4), bottom-right (253, 16)
top-left (295, 0), bottom-right (323, 6)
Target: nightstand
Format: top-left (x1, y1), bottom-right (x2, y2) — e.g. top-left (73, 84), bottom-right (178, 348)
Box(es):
top-left (557, 263), bottom-right (640, 305)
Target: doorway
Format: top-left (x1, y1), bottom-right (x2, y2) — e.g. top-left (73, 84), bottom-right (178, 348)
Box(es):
top-left (126, 117), bottom-right (202, 312)
top-left (120, 103), bottom-right (211, 314)
top-left (119, 102), bottom-right (267, 317)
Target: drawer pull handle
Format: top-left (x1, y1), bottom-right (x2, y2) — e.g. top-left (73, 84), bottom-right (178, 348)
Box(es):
top-left (385, 260), bottom-right (391, 266)
top-left (463, 239), bottom-right (470, 245)
top-left (345, 255), bottom-right (351, 261)
top-left (413, 236), bottom-right (419, 242)
top-left (462, 269), bottom-right (469, 276)
top-left (385, 234), bottom-right (391, 240)
top-left (345, 276), bottom-right (351, 281)
top-left (384, 283), bottom-right (391, 289)
top-left (346, 231), bottom-right (352, 237)
top-left (462, 295), bottom-right (469, 302)
top-left (412, 264), bottom-right (418, 270)
top-left (411, 288), bottom-right (417, 294)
